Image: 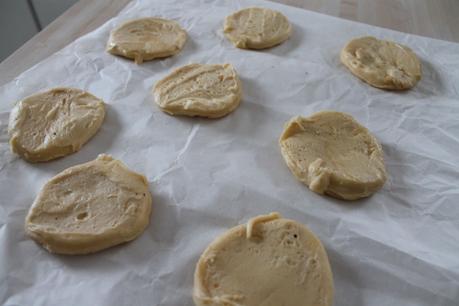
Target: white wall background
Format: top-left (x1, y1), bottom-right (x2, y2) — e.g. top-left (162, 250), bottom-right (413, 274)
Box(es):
top-left (0, 0), bottom-right (77, 62)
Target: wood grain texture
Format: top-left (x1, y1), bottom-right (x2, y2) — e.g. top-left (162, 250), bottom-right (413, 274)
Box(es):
top-left (271, 0), bottom-right (459, 43)
top-left (1, 0), bottom-right (458, 86)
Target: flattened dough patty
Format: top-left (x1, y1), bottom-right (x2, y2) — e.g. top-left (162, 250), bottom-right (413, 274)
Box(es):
top-left (224, 7), bottom-right (292, 49)
top-left (279, 111), bottom-right (387, 200)
top-left (25, 154), bottom-right (152, 255)
top-left (8, 88), bottom-right (105, 162)
top-left (153, 63), bottom-right (242, 118)
top-left (107, 17), bottom-right (187, 64)
top-left (193, 213), bottom-right (334, 306)
top-left (341, 36), bottom-right (421, 90)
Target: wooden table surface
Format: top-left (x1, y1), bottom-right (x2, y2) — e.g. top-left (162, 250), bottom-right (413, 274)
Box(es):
top-left (1, 0), bottom-right (458, 87)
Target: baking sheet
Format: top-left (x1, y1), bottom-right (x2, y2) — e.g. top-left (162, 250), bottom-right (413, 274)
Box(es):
top-left (1, 0), bottom-right (459, 305)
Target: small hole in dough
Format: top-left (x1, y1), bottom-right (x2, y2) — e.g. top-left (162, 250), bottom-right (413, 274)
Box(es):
top-left (76, 212), bottom-right (88, 220)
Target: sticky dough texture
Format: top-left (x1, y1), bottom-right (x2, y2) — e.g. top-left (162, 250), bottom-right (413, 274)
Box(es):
top-left (25, 154), bottom-right (152, 255)
top-left (153, 63), bottom-right (242, 118)
top-left (193, 213), bottom-right (334, 306)
top-left (8, 88), bottom-right (105, 162)
top-left (224, 7), bottom-right (292, 49)
top-left (341, 36), bottom-right (422, 90)
top-left (107, 17), bottom-right (187, 64)
top-left (279, 111), bottom-right (387, 200)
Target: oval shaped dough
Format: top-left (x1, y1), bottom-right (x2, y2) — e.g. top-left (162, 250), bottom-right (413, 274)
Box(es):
top-left (25, 154), bottom-right (152, 255)
top-left (279, 111), bottom-right (387, 200)
top-left (340, 36), bottom-right (422, 90)
top-left (193, 212), bottom-right (334, 306)
top-left (107, 17), bottom-right (187, 64)
top-left (224, 7), bottom-right (292, 49)
top-left (8, 88), bottom-right (105, 163)
top-left (153, 63), bottom-right (242, 118)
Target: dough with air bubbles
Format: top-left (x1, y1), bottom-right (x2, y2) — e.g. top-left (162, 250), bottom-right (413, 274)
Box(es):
top-left (224, 7), bottom-right (292, 49)
top-left (107, 17), bottom-right (187, 64)
top-left (279, 111), bottom-right (387, 200)
top-left (153, 63), bottom-right (242, 118)
top-left (341, 36), bottom-right (421, 90)
top-left (193, 212), bottom-right (334, 306)
top-left (8, 87), bottom-right (105, 162)
top-left (25, 154), bottom-right (152, 255)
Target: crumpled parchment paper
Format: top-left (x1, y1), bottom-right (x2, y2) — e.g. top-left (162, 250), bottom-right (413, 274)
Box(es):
top-left (1, 0), bottom-right (459, 305)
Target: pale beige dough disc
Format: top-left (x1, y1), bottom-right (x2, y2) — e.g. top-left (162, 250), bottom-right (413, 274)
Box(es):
top-left (193, 212), bottom-right (334, 306)
top-left (107, 17), bottom-right (187, 64)
top-left (8, 88), bottom-right (105, 163)
top-left (25, 154), bottom-right (152, 255)
top-left (279, 111), bottom-right (387, 200)
top-left (224, 7), bottom-right (292, 49)
top-left (340, 36), bottom-right (422, 90)
top-left (153, 63), bottom-right (242, 118)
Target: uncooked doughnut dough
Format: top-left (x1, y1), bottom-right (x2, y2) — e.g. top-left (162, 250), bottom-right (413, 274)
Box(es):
top-left (153, 63), bottom-right (242, 118)
top-left (107, 17), bottom-right (187, 64)
top-left (193, 212), bottom-right (334, 306)
top-left (279, 111), bottom-right (387, 200)
top-left (25, 154), bottom-right (152, 255)
top-left (341, 36), bottom-right (421, 90)
top-left (224, 7), bottom-right (292, 49)
top-left (8, 88), bottom-right (105, 163)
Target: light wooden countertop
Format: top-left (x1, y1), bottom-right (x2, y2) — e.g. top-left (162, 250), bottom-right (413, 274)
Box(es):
top-left (1, 0), bottom-right (458, 87)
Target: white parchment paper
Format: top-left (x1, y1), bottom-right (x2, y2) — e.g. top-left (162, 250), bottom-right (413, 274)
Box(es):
top-left (1, 0), bottom-right (459, 305)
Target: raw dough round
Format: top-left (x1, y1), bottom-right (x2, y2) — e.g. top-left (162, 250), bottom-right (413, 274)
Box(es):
top-left (193, 212), bottom-right (334, 306)
top-left (279, 111), bottom-right (387, 200)
top-left (153, 63), bottom-right (242, 118)
top-left (340, 36), bottom-right (422, 90)
top-left (25, 154), bottom-right (152, 255)
top-left (224, 7), bottom-right (292, 49)
top-left (8, 88), bottom-right (105, 163)
top-left (107, 17), bottom-right (187, 64)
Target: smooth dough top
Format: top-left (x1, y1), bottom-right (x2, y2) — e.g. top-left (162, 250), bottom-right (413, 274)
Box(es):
top-left (153, 63), bottom-right (242, 118)
top-left (340, 36), bottom-right (422, 90)
top-left (107, 17), bottom-right (187, 64)
top-left (193, 212), bottom-right (334, 306)
top-left (279, 111), bottom-right (387, 200)
top-left (224, 7), bottom-right (292, 49)
top-left (8, 88), bottom-right (105, 163)
top-left (25, 154), bottom-right (152, 255)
